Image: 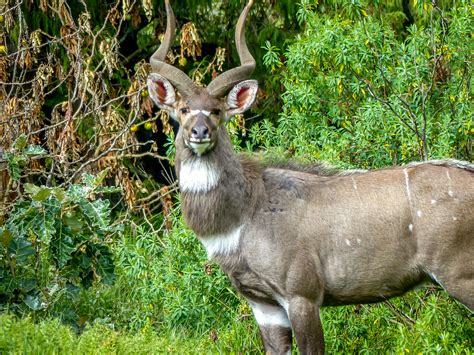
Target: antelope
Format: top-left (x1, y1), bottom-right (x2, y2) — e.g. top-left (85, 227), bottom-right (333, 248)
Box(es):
top-left (147, 1), bottom-right (474, 353)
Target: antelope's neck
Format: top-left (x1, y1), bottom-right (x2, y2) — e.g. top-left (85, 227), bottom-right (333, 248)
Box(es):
top-left (176, 130), bottom-right (256, 237)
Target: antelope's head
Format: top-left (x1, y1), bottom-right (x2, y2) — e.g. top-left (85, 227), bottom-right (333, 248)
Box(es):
top-left (147, 0), bottom-right (257, 156)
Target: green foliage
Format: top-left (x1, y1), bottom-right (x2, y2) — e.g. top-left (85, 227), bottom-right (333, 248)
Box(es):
top-left (0, 312), bottom-right (261, 354)
top-left (72, 212), bottom-right (241, 333)
top-left (256, 0), bottom-right (472, 168)
top-left (0, 289), bottom-right (471, 353)
top-left (4, 135), bottom-right (46, 181)
top-left (1, 0), bottom-right (472, 353)
top-left (321, 290), bottom-right (473, 352)
top-left (0, 172), bottom-right (121, 318)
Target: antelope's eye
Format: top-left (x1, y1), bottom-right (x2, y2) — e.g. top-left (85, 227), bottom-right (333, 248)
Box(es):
top-left (180, 107), bottom-right (189, 114)
top-left (211, 109), bottom-right (221, 116)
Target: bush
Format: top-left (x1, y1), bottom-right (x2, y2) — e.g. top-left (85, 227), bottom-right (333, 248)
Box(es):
top-left (0, 168), bottom-right (120, 321)
top-left (73, 212), bottom-right (242, 334)
top-left (0, 0), bottom-right (472, 352)
top-left (255, 0), bottom-right (472, 167)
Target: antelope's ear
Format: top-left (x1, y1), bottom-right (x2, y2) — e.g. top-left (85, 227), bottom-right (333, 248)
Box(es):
top-left (225, 80), bottom-right (258, 118)
top-left (147, 73), bottom-right (177, 114)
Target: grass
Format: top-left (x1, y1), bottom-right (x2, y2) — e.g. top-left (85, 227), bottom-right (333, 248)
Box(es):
top-left (0, 313), bottom-right (261, 354)
top-left (1, 288), bottom-right (472, 354)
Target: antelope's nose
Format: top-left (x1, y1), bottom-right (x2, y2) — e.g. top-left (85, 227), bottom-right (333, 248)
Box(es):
top-left (191, 124), bottom-right (209, 140)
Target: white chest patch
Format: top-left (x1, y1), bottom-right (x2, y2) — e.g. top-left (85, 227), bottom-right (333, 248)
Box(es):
top-left (179, 159), bottom-right (221, 193)
top-left (249, 301), bottom-right (291, 328)
top-left (199, 225), bottom-right (242, 259)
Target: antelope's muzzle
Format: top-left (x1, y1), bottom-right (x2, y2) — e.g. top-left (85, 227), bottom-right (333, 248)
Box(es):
top-left (188, 120), bottom-right (213, 156)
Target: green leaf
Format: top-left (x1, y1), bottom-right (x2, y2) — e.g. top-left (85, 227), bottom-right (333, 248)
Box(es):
top-left (32, 187), bottom-right (52, 202)
top-left (55, 235), bottom-right (75, 268)
top-left (0, 228), bottom-right (12, 247)
top-left (8, 238), bottom-right (34, 263)
top-left (81, 168), bottom-right (111, 190)
top-left (94, 168), bottom-right (111, 186)
top-left (24, 183), bottom-right (52, 202)
top-left (6, 154), bottom-right (23, 181)
top-left (13, 134), bottom-right (28, 151)
top-left (52, 187), bottom-right (66, 202)
top-left (24, 294), bottom-right (43, 310)
top-left (63, 212), bottom-right (84, 233)
top-left (17, 278), bottom-right (36, 293)
top-left (80, 199), bottom-right (111, 230)
top-left (137, 19), bottom-right (159, 50)
top-left (24, 144), bottom-right (47, 156)
top-left (94, 245), bottom-right (115, 285)
top-left (24, 183), bottom-right (40, 196)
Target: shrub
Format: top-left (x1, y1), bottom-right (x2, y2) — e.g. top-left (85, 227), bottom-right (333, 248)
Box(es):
top-left (74, 212), bottom-right (242, 334)
top-left (256, 0), bottom-right (472, 167)
top-left (0, 168), bottom-right (121, 321)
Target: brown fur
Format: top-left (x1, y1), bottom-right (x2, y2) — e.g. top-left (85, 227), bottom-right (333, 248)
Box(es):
top-left (175, 124), bottom-right (474, 353)
top-left (149, 2), bottom-right (473, 352)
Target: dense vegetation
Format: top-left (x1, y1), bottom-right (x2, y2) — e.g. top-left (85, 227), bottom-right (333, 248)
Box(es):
top-left (0, 0), bottom-right (472, 352)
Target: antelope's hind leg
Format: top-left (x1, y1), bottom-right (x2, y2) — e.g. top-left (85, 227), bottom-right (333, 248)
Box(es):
top-left (426, 235), bottom-right (474, 312)
top-left (431, 271), bottom-right (474, 312)
top-left (249, 301), bottom-right (293, 354)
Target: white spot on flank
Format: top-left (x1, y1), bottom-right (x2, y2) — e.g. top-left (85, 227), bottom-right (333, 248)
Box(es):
top-left (345, 239), bottom-right (352, 246)
top-left (249, 301), bottom-right (291, 328)
top-left (179, 159), bottom-right (220, 193)
top-left (417, 210), bottom-right (423, 217)
top-left (190, 109), bottom-right (211, 116)
top-left (408, 224), bottom-right (414, 232)
top-left (199, 225), bottom-right (242, 259)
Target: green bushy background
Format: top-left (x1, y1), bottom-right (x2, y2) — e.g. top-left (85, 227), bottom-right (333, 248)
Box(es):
top-left (0, 0), bottom-right (472, 353)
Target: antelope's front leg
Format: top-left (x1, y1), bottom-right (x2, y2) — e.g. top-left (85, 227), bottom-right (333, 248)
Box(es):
top-left (288, 296), bottom-right (324, 355)
top-left (249, 301), bottom-right (293, 354)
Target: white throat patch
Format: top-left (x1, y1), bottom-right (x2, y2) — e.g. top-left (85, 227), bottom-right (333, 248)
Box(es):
top-left (199, 225), bottom-right (242, 259)
top-left (179, 159), bottom-right (221, 193)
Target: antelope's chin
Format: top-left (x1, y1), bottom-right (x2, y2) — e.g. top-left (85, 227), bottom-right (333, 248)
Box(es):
top-left (187, 139), bottom-right (214, 156)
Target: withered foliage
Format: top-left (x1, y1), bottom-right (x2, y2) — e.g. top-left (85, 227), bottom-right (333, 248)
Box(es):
top-left (0, 0), bottom-right (252, 229)
top-left (0, 0), bottom-right (230, 229)
top-left (1, 1), bottom-right (143, 216)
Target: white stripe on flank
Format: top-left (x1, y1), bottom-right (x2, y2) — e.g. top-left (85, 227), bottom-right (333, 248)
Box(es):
top-left (446, 171), bottom-right (454, 197)
top-left (179, 159), bottom-right (220, 193)
top-left (446, 170), bottom-right (452, 181)
top-left (403, 168), bottom-right (412, 205)
top-left (351, 176), bottom-right (358, 190)
top-left (199, 225), bottom-right (242, 259)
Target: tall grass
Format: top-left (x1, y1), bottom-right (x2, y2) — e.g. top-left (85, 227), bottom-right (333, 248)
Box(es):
top-left (1, 290), bottom-right (471, 353)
